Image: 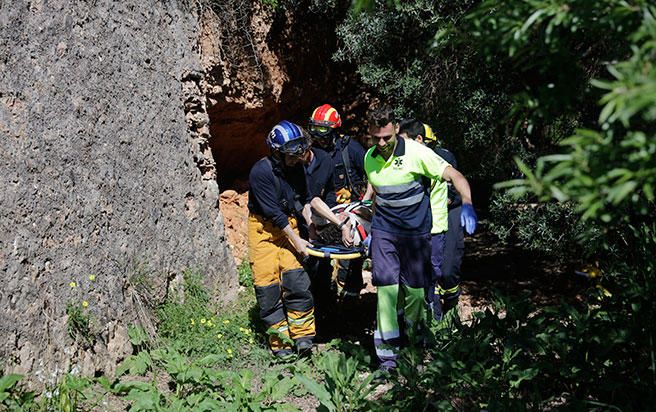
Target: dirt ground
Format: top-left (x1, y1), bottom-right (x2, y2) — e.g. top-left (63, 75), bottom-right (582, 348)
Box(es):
top-left (220, 189), bottom-right (250, 266)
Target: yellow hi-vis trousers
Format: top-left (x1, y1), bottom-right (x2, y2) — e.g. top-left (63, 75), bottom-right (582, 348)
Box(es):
top-left (248, 214), bottom-right (315, 353)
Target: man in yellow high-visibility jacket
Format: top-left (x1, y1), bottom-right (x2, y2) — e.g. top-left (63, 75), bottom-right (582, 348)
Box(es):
top-left (364, 104), bottom-right (477, 372)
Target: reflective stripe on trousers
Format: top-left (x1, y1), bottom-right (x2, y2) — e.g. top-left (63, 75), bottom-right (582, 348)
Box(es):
top-left (374, 284), bottom-right (427, 368)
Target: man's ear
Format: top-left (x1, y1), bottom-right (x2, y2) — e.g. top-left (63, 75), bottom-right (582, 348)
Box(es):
top-left (416, 135), bottom-right (424, 144)
top-left (394, 123), bottom-right (400, 134)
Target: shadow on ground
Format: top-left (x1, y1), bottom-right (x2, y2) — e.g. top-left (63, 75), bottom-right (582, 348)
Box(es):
top-left (461, 222), bottom-right (586, 310)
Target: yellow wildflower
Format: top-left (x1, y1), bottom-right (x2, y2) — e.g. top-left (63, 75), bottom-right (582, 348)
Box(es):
top-left (249, 337), bottom-right (254, 344)
top-left (227, 348), bottom-right (233, 356)
top-left (190, 319), bottom-right (195, 325)
top-left (207, 321), bottom-right (213, 327)
top-left (200, 318), bottom-right (207, 325)
top-left (82, 301), bottom-right (89, 308)
top-left (69, 282), bottom-right (76, 288)
top-left (88, 274), bottom-right (96, 281)
top-left (223, 319), bottom-right (230, 325)
top-left (216, 333), bottom-right (223, 339)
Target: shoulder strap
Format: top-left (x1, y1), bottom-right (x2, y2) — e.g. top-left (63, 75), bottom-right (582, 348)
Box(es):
top-left (264, 157), bottom-right (282, 202)
top-left (340, 136), bottom-right (357, 195)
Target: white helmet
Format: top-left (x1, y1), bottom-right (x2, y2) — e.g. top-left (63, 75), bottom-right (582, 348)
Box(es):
top-left (312, 201), bottom-right (372, 246)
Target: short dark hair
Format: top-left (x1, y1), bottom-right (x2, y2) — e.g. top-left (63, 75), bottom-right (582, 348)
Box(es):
top-left (398, 118), bottom-right (425, 140)
top-left (366, 102), bottom-right (396, 127)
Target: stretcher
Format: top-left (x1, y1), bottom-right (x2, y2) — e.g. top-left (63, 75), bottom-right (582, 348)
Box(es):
top-left (306, 201), bottom-right (372, 260)
top-left (306, 243), bottom-right (364, 260)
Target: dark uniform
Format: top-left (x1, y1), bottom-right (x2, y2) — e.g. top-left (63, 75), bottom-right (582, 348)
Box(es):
top-left (331, 136), bottom-right (367, 297)
top-left (433, 147), bottom-right (464, 313)
top-left (303, 147), bottom-right (338, 335)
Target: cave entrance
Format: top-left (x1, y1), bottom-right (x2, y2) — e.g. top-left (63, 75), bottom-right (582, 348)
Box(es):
top-left (199, 3), bottom-right (367, 265)
top-left (207, 101), bottom-right (278, 193)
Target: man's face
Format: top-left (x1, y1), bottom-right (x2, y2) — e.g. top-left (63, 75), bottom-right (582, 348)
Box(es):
top-left (369, 122), bottom-right (397, 154)
top-left (283, 149), bottom-right (311, 167)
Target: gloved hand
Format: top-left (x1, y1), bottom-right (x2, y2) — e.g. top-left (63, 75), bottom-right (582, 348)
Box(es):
top-left (336, 188), bottom-right (351, 204)
top-left (460, 203), bottom-right (477, 235)
top-left (362, 235), bottom-right (372, 257)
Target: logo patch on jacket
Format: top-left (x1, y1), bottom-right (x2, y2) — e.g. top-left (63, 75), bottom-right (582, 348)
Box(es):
top-left (393, 158), bottom-right (404, 169)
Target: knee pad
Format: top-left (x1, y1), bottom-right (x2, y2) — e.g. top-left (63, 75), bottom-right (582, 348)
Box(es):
top-left (281, 268), bottom-right (313, 312)
top-left (254, 283), bottom-right (285, 326)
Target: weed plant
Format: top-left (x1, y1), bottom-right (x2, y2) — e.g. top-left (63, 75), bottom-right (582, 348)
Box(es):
top-left (66, 303), bottom-right (92, 345)
top-left (238, 259), bottom-right (254, 288)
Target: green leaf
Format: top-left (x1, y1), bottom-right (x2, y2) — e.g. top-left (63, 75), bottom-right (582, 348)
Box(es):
top-left (295, 374), bottom-right (336, 412)
top-left (112, 380), bottom-right (154, 395)
top-left (0, 374), bottom-right (22, 392)
top-left (128, 325), bottom-right (149, 347)
top-left (607, 181), bottom-right (638, 204)
top-left (197, 398), bottom-right (224, 411)
top-left (270, 377), bottom-right (295, 401)
top-left (115, 352), bottom-right (151, 377)
top-left (127, 390), bottom-right (161, 412)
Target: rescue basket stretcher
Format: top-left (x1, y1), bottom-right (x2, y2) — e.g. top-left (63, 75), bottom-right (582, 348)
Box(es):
top-left (306, 201), bottom-right (372, 260)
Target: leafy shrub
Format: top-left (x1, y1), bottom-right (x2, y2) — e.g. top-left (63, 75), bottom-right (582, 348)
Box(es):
top-left (66, 302), bottom-right (93, 345)
top-left (238, 259), bottom-right (254, 288)
top-left (296, 350), bottom-right (375, 412)
top-left (488, 192), bottom-right (604, 261)
top-left (0, 374), bottom-right (34, 411)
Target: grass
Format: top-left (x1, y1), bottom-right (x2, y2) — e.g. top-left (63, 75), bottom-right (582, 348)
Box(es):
top-left (10, 265), bottom-right (613, 411)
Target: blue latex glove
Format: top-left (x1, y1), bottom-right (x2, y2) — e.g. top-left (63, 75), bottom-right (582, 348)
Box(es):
top-left (460, 203), bottom-right (477, 235)
top-left (362, 235), bottom-right (372, 256)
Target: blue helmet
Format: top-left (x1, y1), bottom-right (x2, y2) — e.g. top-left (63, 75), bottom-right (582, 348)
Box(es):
top-left (266, 120), bottom-right (309, 155)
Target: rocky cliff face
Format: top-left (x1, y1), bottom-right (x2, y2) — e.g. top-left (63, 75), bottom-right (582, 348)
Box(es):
top-left (0, 0), bottom-right (236, 378)
top-left (199, 1), bottom-right (362, 189)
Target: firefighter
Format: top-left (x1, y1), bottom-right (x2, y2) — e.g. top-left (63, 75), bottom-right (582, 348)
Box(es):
top-left (303, 127), bottom-right (354, 337)
top-left (364, 104), bottom-right (477, 371)
top-left (308, 104), bottom-right (367, 298)
top-left (247, 120), bottom-right (350, 357)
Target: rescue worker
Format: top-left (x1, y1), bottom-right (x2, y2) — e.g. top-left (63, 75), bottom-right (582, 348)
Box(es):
top-left (302, 132), bottom-right (354, 337)
top-left (248, 120), bottom-right (350, 358)
top-left (398, 119), bottom-right (473, 321)
top-left (308, 104), bottom-right (367, 298)
top-left (364, 104), bottom-right (477, 371)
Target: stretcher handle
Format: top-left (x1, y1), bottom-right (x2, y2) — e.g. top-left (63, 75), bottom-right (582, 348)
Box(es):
top-left (305, 247), bottom-right (363, 260)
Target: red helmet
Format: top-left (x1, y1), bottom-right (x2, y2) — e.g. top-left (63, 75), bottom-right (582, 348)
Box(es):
top-left (309, 104), bottom-right (342, 132)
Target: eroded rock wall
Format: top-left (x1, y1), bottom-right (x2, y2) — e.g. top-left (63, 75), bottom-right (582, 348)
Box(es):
top-left (0, 0), bottom-right (236, 378)
top-left (199, 1), bottom-right (361, 189)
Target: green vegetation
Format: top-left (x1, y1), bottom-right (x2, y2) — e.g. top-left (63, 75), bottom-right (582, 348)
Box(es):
top-left (238, 259), bottom-right (255, 288)
top-left (297, 348), bottom-right (375, 412)
top-left (335, 0), bottom-right (656, 409)
top-left (2, 272), bottom-right (318, 411)
top-left (3, 1), bottom-right (654, 410)
top-left (66, 303), bottom-right (93, 346)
